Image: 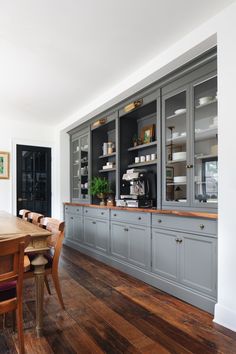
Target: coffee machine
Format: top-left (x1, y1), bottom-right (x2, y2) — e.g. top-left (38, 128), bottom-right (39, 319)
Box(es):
top-left (118, 169), bottom-right (156, 208)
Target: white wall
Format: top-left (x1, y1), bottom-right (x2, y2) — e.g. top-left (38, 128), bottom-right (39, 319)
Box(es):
top-left (0, 119), bottom-right (58, 216)
top-left (58, 2), bottom-right (236, 331)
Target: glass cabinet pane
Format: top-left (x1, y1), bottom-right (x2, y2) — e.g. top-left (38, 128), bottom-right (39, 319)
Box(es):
top-left (194, 76), bottom-right (218, 204)
top-left (80, 135), bottom-right (89, 200)
top-left (72, 139), bottom-right (80, 199)
top-left (165, 91), bottom-right (187, 203)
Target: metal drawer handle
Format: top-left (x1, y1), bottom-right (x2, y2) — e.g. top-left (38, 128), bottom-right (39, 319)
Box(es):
top-left (200, 224), bottom-right (205, 230)
top-left (77, 209), bottom-right (80, 212)
top-left (186, 164), bottom-right (193, 169)
top-left (178, 239), bottom-right (183, 243)
top-left (157, 219), bottom-right (162, 223)
top-left (85, 210), bottom-right (88, 213)
top-left (124, 228), bottom-right (129, 232)
top-left (114, 213), bottom-right (117, 216)
top-left (92, 221), bottom-right (96, 224)
top-left (138, 217), bottom-right (142, 220)
top-left (70, 217), bottom-right (73, 220)
top-left (101, 212), bottom-right (104, 215)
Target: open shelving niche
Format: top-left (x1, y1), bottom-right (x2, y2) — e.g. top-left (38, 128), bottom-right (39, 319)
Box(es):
top-left (119, 99), bottom-right (158, 204)
top-left (91, 119), bottom-right (116, 204)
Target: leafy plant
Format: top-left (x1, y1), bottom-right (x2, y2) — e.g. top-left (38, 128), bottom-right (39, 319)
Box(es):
top-left (89, 176), bottom-right (111, 196)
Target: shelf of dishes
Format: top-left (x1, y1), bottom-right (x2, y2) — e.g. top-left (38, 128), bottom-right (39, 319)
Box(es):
top-left (73, 145), bottom-right (88, 153)
top-left (166, 126), bottom-right (217, 144)
top-left (166, 96), bottom-right (217, 120)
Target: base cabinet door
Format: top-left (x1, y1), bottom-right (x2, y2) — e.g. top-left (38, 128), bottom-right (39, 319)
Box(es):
top-left (111, 222), bottom-right (128, 260)
top-left (65, 212), bottom-right (83, 242)
top-left (95, 219), bottom-right (109, 253)
top-left (84, 217), bottom-right (96, 247)
top-left (128, 225), bottom-right (151, 270)
top-left (179, 233), bottom-right (217, 297)
top-left (152, 228), bottom-right (179, 281)
top-left (73, 215), bottom-right (84, 243)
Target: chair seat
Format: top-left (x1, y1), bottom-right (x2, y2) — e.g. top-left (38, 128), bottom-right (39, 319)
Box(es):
top-left (0, 281), bottom-right (16, 301)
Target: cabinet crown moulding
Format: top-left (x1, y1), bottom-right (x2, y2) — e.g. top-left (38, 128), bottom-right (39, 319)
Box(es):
top-left (91, 118), bottom-right (107, 129)
top-left (124, 98), bottom-right (143, 113)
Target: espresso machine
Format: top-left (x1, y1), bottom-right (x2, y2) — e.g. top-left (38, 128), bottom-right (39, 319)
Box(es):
top-left (118, 169), bottom-right (155, 208)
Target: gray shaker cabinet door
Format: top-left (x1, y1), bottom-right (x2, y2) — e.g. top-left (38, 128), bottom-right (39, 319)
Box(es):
top-left (65, 212), bottom-right (74, 240)
top-left (95, 218), bottom-right (109, 253)
top-left (111, 222), bottom-right (128, 260)
top-left (152, 229), bottom-right (179, 282)
top-left (128, 225), bottom-right (151, 270)
top-left (179, 233), bottom-right (217, 297)
top-left (84, 216), bottom-right (96, 247)
top-left (74, 215), bottom-right (84, 243)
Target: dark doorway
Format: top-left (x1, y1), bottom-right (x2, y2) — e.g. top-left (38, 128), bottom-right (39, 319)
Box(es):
top-left (16, 145), bottom-right (51, 216)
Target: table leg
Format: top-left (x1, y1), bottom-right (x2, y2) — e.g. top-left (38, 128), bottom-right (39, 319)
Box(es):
top-left (31, 254), bottom-right (48, 337)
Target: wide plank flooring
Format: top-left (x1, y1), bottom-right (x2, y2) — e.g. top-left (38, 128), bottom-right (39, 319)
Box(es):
top-left (1, 245), bottom-right (236, 353)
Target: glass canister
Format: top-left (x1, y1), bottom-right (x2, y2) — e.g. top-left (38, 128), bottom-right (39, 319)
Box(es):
top-left (107, 142), bottom-right (113, 155)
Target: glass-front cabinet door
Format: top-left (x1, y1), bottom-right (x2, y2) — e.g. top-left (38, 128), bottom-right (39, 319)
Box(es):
top-left (163, 87), bottom-right (190, 206)
top-left (71, 130), bottom-right (90, 203)
top-left (193, 75), bottom-right (218, 206)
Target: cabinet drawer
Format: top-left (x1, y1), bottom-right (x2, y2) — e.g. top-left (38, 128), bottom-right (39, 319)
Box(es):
top-left (83, 207), bottom-right (109, 219)
top-left (152, 214), bottom-right (217, 236)
top-left (111, 210), bottom-right (151, 226)
top-left (65, 205), bottom-right (83, 215)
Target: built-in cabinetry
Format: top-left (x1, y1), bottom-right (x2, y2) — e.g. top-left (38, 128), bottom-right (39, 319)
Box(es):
top-left (71, 128), bottom-right (90, 203)
top-left (68, 51), bottom-right (217, 212)
top-left (64, 204), bottom-right (217, 313)
top-left (162, 64), bottom-right (217, 210)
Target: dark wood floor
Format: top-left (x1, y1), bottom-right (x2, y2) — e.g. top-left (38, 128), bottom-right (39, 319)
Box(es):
top-left (1, 246), bottom-right (236, 354)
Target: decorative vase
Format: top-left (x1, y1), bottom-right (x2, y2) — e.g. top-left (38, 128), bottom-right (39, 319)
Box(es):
top-left (97, 193), bottom-right (106, 206)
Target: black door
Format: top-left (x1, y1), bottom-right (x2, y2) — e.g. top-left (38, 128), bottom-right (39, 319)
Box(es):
top-left (17, 145), bottom-right (51, 216)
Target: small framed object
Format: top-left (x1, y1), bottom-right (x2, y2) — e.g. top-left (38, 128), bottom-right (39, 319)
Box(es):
top-left (166, 166), bottom-right (174, 181)
top-left (141, 124), bottom-right (155, 144)
top-left (0, 151), bottom-right (9, 179)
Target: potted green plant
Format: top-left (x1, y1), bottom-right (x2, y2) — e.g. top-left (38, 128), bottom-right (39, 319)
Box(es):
top-left (90, 176), bottom-right (111, 205)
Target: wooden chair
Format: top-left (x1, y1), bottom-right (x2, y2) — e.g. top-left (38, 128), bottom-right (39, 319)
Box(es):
top-left (18, 209), bottom-right (31, 221)
top-left (0, 234), bottom-right (30, 354)
top-left (27, 212), bottom-right (44, 225)
top-left (25, 218), bottom-right (65, 310)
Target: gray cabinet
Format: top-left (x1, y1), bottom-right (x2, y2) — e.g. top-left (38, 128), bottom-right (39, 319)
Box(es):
top-left (84, 216), bottom-right (109, 253)
top-left (162, 62), bottom-right (218, 211)
top-left (152, 229), bottom-right (178, 281)
top-left (152, 227), bottom-right (217, 297)
top-left (111, 221), bottom-right (151, 270)
top-left (71, 128), bottom-right (90, 203)
top-left (65, 207), bottom-right (84, 243)
top-left (179, 233), bottom-right (217, 297)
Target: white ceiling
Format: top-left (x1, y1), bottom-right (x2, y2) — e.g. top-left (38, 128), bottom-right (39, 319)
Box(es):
top-left (0, 0), bottom-right (234, 126)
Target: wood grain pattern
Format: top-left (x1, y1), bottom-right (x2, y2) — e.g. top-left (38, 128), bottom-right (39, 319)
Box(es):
top-left (1, 245), bottom-right (235, 354)
top-left (64, 202), bottom-right (218, 219)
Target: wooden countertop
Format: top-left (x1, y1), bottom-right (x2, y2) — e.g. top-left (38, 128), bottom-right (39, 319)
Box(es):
top-left (64, 202), bottom-right (218, 220)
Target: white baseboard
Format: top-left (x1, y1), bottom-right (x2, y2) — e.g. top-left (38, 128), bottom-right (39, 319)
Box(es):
top-left (214, 303), bottom-right (236, 332)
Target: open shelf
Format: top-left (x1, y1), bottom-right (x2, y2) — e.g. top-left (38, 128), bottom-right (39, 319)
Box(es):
top-left (127, 141), bottom-right (157, 151)
top-left (99, 152), bottom-right (116, 159)
top-left (99, 167), bottom-right (116, 173)
top-left (166, 182), bottom-right (186, 186)
top-left (128, 159), bottom-right (157, 168)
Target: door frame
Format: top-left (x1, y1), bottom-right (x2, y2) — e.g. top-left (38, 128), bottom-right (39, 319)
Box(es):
top-left (12, 138), bottom-right (54, 216)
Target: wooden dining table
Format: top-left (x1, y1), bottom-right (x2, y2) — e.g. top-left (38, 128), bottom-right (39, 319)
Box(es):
top-left (0, 210), bottom-right (51, 337)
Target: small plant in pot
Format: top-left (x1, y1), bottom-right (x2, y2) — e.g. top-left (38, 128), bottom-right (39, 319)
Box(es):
top-left (90, 176), bottom-right (111, 206)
